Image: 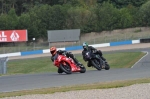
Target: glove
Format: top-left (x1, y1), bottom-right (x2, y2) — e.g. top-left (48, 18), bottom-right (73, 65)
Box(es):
top-left (67, 52), bottom-right (72, 54)
top-left (58, 50), bottom-right (65, 54)
top-left (93, 49), bottom-right (97, 53)
top-left (57, 50), bottom-right (62, 53)
top-left (65, 51), bottom-right (71, 55)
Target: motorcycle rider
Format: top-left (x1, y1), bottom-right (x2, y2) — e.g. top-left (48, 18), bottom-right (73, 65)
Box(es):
top-left (50, 46), bottom-right (82, 73)
top-left (82, 42), bottom-right (107, 67)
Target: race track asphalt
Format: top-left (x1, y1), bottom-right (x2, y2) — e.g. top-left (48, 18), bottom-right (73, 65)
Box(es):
top-left (0, 45), bottom-right (150, 93)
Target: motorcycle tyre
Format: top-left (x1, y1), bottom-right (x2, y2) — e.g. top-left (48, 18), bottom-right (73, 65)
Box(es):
top-left (91, 59), bottom-right (101, 70)
top-left (80, 65), bottom-right (86, 73)
top-left (60, 63), bottom-right (72, 74)
top-left (58, 68), bottom-right (63, 74)
top-left (105, 63), bottom-right (110, 70)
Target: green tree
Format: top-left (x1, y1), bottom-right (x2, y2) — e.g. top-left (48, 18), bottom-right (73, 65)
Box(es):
top-left (18, 13), bottom-right (30, 29)
top-left (32, 4), bottom-right (52, 39)
top-left (81, 6), bottom-right (97, 33)
top-left (8, 0), bottom-right (17, 8)
top-left (0, 0), bottom-right (4, 14)
top-left (118, 8), bottom-right (133, 28)
top-left (97, 0), bottom-right (148, 8)
top-left (0, 14), bottom-right (8, 29)
top-left (24, 6), bottom-right (41, 40)
top-left (25, 4), bottom-right (68, 40)
top-left (42, 4), bottom-right (68, 31)
top-left (6, 8), bottom-right (18, 29)
top-left (140, 0), bottom-right (150, 26)
top-left (1, 0), bottom-right (11, 14)
top-left (66, 6), bottom-right (93, 31)
top-left (95, 2), bottom-right (119, 31)
top-left (65, 0), bottom-right (80, 6)
top-left (126, 4), bottom-right (141, 27)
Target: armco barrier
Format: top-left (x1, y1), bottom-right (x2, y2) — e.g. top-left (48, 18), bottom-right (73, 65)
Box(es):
top-left (43, 48), bottom-right (65, 53)
top-left (89, 43), bottom-right (110, 48)
top-left (0, 52), bottom-right (21, 58)
top-left (140, 38), bottom-right (150, 43)
top-left (110, 40), bottom-right (132, 46)
top-left (21, 50), bottom-right (43, 56)
top-left (132, 40), bottom-right (140, 44)
top-left (0, 40), bottom-right (140, 57)
top-left (65, 43), bottom-right (110, 51)
top-left (65, 46), bottom-right (82, 51)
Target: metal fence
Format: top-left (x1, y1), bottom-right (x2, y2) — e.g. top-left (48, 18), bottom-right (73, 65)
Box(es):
top-left (0, 27), bottom-right (150, 54)
top-left (0, 57), bottom-right (8, 74)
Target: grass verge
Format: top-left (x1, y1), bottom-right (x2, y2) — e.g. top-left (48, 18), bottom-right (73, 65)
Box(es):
top-left (7, 52), bottom-right (146, 75)
top-left (0, 78), bottom-right (150, 98)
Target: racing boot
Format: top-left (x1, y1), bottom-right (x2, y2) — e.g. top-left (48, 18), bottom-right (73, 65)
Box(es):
top-left (87, 61), bottom-right (92, 67)
top-left (77, 62), bottom-right (82, 65)
top-left (77, 62), bottom-right (84, 68)
top-left (73, 57), bottom-right (83, 67)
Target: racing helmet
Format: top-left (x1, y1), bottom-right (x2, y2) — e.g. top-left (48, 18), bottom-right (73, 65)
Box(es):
top-left (83, 42), bottom-right (88, 50)
top-left (50, 46), bottom-right (57, 55)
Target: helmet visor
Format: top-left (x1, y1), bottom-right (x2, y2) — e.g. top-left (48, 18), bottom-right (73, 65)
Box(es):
top-left (50, 50), bottom-right (56, 55)
top-left (83, 45), bottom-right (87, 50)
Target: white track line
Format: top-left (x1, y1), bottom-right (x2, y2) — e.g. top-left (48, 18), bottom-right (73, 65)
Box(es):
top-left (131, 51), bottom-right (149, 68)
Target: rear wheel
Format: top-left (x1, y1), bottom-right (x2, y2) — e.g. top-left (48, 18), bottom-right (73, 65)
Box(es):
top-left (60, 63), bottom-right (72, 74)
top-left (91, 59), bottom-right (101, 70)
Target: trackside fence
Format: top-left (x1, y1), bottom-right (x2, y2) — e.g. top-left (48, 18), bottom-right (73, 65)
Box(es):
top-left (0, 57), bottom-right (8, 74)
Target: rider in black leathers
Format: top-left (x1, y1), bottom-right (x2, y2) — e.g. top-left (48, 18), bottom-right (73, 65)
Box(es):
top-left (82, 42), bottom-right (107, 67)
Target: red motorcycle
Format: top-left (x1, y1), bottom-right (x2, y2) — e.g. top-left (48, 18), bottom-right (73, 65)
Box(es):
top-left (53, 53), bottom-right (86, 74)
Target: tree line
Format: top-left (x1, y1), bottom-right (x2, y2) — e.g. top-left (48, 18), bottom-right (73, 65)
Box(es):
top-left (0, 0), bottom-right (150, 41)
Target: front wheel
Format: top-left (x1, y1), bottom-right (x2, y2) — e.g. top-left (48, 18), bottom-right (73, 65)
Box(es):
top-left (80, 65), bottom-right (86, 73)
top-left (91, 59), bottom-right (101, 70)
top-left (60, 63), bottom-right (72, 74)
top-left (105, 63), bottom-right (110, 70)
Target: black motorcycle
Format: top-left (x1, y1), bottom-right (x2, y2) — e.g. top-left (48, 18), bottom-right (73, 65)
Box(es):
top-left (85, 51), bottom-right (110, 70)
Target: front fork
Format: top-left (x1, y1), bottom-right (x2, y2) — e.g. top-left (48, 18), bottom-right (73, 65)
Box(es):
top-left (96, 55), bottom-right (105, 68)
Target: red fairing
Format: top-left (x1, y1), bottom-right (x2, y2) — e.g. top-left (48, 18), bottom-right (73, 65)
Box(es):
top-left (53, 54), bottom-right (81, 72)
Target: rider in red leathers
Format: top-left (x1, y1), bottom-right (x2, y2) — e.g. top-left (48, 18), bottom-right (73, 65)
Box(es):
top-left (50, 46), bottom-right (82, 73)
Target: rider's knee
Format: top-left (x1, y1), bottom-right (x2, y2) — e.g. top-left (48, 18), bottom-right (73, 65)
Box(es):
top-left (68, 53), bottom-right (74, 58)
top-left (97, 50), bottom-right (102, 56)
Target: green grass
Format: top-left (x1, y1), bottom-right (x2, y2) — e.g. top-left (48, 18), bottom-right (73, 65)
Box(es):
top-left (104, 52), bottom-right (145, 68)
top-left (6, 52), bottom-right (145, 75)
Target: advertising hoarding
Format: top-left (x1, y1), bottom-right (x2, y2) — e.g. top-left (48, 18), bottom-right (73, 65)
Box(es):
top-left (47, 29), bottom-right (80, 42)
top-left (0, 30), bottom-right (28, 42)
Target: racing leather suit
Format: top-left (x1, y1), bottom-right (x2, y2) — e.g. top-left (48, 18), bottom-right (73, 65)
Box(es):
top-left (51, 50), bottom-right (81, 65)
top-left (82, 46), bottom-right (106, 67)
